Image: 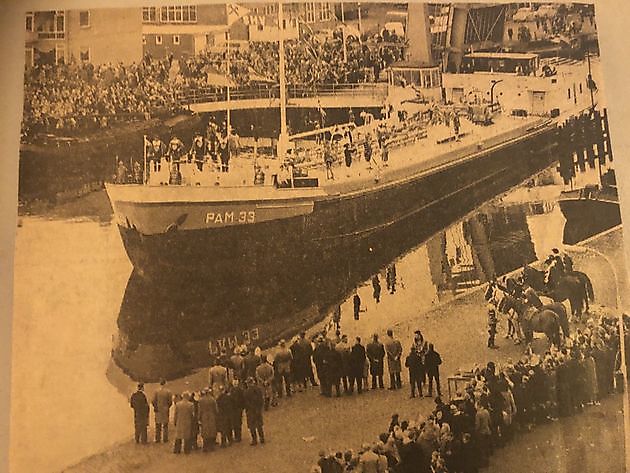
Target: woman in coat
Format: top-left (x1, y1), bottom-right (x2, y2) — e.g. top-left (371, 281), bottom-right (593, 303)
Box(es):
top-left (197, 389), bottom-right (218, 452)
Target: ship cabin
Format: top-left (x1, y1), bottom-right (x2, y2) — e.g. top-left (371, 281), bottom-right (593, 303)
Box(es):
top-left (460, 52), bottom-right (540, 75)
top-left (386, 60), bottom-right (443, 103)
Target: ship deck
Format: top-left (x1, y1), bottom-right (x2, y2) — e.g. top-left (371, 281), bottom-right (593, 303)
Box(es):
top-left (108, 113), bottom-right (553, 205)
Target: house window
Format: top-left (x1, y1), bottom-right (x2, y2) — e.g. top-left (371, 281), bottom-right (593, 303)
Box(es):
top-left (25, 47), bottom-right (34, 68)
top-left (80, 47), bottom-right (90, 62)
top-left (25, 12), bottom-right (33, 32)
top-left (160, 5), bottom-right (197, 23)
top-left (305, 2), bottom-right (316, 23)
top-left (142, 35), bottom-right (146, 45)
top-left (55, 44), bottom-right (65, 64)
top-left (56, 12), bottom-right (65, 33)
top-left (320, 3), bottom-right (332, 21)
top-left (79, 10), bottom-right (90, 28)
top-left (142, 7), bottom-right (157, 23)
top-left (156, 35), bottom-right (162, 45)
top-left (173, 35), bottom-right (180, 45)
top-left (264, 4), bottom-right (276, 15)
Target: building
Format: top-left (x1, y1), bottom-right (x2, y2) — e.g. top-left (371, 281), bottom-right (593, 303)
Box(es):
top-left (141, 4), bottom-right (231, 58)
top-left (25, 9), bottom-right (142, 67)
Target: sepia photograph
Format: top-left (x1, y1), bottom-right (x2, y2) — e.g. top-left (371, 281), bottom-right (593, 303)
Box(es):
top-left (4, 1), bottom-right (630, 472)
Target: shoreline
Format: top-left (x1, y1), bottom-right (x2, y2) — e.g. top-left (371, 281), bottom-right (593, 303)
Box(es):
top-left (59, 225), bottom-right (626, 473)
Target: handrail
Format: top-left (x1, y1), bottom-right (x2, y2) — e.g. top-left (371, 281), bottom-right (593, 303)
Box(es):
top-left (176, 82), bottom-right (388, 105)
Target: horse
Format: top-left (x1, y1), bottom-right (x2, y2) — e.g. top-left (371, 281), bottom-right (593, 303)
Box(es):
top-left (521, 307), bottom-right (562, 348)
top-left (566, 270), bottom-right (595, 312)
top-left (522, 265), bottom-right (589, 320)
top-left (489, 282), bottom-right (569, 348)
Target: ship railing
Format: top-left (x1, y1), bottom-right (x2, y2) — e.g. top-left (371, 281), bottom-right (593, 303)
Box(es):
top-left (175, 83), bottom-right (389, 106)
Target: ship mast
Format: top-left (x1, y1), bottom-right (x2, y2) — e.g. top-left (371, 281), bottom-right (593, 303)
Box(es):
top-left (226, 30), bottom-right (231, 135)
top-left (277, 1), bottom-right (288, 159)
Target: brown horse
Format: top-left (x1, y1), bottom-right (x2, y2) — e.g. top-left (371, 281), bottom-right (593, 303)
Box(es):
top-left (522, 265), bottom-right (589, 320)
top-left (521, 307), bottom-right (562, 348)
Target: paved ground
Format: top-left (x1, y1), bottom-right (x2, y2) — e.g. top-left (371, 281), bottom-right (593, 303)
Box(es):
top-left (64, 227), bottom-right (627, 473)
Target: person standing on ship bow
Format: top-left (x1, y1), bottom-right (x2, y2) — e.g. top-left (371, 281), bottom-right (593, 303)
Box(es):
top-left (167, 136), bottom-right (185, 185)
top-left (189, 133), bottom-right (206, 171)
top-left (324, 141), bottom-right (335, 180)
top-left (219, 132), bottom-right (230, 173)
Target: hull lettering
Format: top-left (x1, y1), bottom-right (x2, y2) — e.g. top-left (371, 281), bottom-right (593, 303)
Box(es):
top-left (206, 210), bottom-right (255, 225)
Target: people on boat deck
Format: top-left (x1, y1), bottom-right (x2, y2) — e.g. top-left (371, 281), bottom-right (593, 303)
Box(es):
top-left (168, 136), bottom-right (186, 184)
top-left (344, 144), bottom-right (353, 168)
top-left (190, 134), bottom-right (206, 171)
top-left (147, 136), bottom-right (166, 173)
top-left (324, 142), bottom-right (335, 180)
top-left (219, 134), bottom-right (230, 173)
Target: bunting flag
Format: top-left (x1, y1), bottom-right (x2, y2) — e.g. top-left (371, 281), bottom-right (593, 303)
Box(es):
top-left (226, 3), bottom-right (250, 26)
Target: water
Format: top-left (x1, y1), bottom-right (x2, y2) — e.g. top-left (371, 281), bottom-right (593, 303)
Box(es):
top-left (11, 169), bottom-right (568, 473)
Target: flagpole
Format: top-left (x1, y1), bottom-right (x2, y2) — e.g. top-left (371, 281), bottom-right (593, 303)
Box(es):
top-left (226, 30), bottom-right (231, 136)
top-left (143, 135), bottom-right (147, 185)
top-left (357, 3), bottom-right (362, 41)
top-left (278, 0), bottom-right (288, 159)
top-left (340, 0), bottom-right (347, 63)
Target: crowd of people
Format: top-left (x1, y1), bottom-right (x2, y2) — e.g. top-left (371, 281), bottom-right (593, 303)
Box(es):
top-left (312, 311), bottom-right (625, 473)
top-left (128, 323), bottom-right (447, 457)
top-left (22, 34), bottom-right (405, 141)
top-left (22, 56), bottom-right (183, 139)
top-left (175, 36), bottom-right (405, 93)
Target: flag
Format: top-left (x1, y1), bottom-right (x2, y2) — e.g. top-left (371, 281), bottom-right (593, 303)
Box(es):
top-left (226, 3), bottom-right (250, 26)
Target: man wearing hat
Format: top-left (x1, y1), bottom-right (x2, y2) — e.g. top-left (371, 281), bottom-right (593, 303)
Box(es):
top-left (130, 383), bottom-right (149, 444)
top-left (173, 392), bottom-right (194, 454)
top-left (255, 355), bottom-right (276, 409)
top-left (244, 377), bottom-right (265, 446)
top-left (366, 333), bottom-right (385, 390)
top-left (209, 358), bottom-right (228, 395)
top-left (152, 379), bottom-right (173, 443)
top-left (197, 388), bottom-right (218, 452)
top-left (189, 132), bottom-right (206, 171)
top-left (274, 339), bottom-right (293, 398)
top-left (487, 306), bottom-right (498, 349)
top-left (385, 329), bottom-right (403, 390)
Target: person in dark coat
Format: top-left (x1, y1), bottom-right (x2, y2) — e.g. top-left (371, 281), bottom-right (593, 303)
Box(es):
top-left (190, 391), bottom-right (200, 450)
top-left (349, 337), bottom-right (367, 394)
top-left (216, 387), bottom-right (233, 447)
top-left (290, 337), bottom-right (307, 391)
top-left (425, 343), bottom-right (442, 397)
top-left (130, 383), bottom-right (149, 444)
top-left (244, 378), bottom-right (265, 445)
top-left (227, 379), bottom-right (245, 443)
top-left (366, 334), bottom-right (385, 389)
top-left (460, 432), bottom-right (480, 473)
top-left (243, 347), bottom-right (261, 381)
top-left (197, 389), bottom-right (218, 452)
top-left (298, 332), bottom-right (318, 387)
top-left (313, 336), bottom-right (330, 396)
top-left (336, 335), bottom-right (351, 394)
top-left (405, 347), bottom-right (424, 398)
top-left (353, 292), bottom-right (361, 320)
top-left (372, 275), bottom-right (381, 302)
top-left (327, 340), bottom-right (343, 397)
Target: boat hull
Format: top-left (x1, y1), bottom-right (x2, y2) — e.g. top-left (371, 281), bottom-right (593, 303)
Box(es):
top-left (114, 125), bottom-right (559, 280)
top-left (110, 125), bottom-right (561, 380)
top-left (559, 193), bottom-right (621, 244)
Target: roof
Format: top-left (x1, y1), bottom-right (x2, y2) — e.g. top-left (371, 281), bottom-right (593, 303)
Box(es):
top-left (389, 60), bottom-right (438, 70)
top-left (464, 52), bottom-right (539, 60)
